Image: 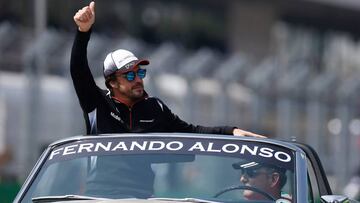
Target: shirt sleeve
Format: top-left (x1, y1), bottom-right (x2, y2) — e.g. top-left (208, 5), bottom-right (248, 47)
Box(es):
top-left (158, 99), bottom-right (235, 135)
top-left (70, 29), bottom-right (103, 113)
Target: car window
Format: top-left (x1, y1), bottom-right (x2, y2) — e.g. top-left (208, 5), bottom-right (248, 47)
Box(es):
top-left (21, 154), bottom-right (295, 202)
top-left (22, 158), bottom-right (88, 202)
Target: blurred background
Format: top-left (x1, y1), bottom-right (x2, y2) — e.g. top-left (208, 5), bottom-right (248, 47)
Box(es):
top-left (1, 0), bottom-right (360, 201)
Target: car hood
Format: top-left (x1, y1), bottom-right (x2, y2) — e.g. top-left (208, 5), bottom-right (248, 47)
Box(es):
top-left (34, 198), bottom-right (220, 203)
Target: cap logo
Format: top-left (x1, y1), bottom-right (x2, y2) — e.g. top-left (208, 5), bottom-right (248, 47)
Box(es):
top-left (241, 162), bottom-right (259, 168)
top-left (123, 61), bottom-right (136, 70)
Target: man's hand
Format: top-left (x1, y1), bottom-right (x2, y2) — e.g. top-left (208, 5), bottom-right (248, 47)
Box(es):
top-left (73, 1), bottom-right (95, 32)
top-left (233, 128), bottom-right (266, 138)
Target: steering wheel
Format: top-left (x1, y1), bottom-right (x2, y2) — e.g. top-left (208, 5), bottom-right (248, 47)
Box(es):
top-left (213, 185), bottom-right (276, 201)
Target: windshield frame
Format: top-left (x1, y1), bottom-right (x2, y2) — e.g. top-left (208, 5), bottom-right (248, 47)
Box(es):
top-left (14, 133), bottom-right (308, 203)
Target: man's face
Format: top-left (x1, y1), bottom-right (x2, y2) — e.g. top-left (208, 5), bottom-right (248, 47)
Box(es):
top-left (113, 66), bottom-right (146, 101)
top-left (239, 167), bottom-right (278, 200)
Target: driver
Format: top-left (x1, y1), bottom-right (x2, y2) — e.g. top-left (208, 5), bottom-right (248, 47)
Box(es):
top-left (232, 161), bottom-right (291, 202)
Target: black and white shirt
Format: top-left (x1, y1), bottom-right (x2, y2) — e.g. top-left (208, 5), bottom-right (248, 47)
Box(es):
top-left (70, 29), bottom-right (235, 135)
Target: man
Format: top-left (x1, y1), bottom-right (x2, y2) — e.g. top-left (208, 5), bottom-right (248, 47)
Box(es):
top-left (232, 161), bottom-right (290, 202)
top-left (70, 1), bottom-right (264, 199)
top-left (71, 1), bottom-right (264, 137)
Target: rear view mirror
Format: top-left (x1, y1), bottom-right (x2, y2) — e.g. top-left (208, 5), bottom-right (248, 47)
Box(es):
top-left (321, 195), bottom-right (349, 203)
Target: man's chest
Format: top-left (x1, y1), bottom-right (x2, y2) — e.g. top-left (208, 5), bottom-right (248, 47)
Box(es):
top-left (97, 100), bottom-right (164, 132)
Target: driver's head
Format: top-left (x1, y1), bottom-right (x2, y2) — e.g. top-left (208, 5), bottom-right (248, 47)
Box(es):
top-left (232, 161), bottom-right (287, 200)
top-left (103, 49), bottom-right (149, 100)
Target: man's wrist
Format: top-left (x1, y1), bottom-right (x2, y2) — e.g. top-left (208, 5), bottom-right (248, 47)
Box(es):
top-left (78, 27), bottom-right (90, 32)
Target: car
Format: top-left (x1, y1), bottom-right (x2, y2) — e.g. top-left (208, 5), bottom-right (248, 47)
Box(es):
top-left (13, 133), bottom-right (358, 203)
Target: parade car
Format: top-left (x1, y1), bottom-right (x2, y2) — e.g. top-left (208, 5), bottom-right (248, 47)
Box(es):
top-left (13, 133), bottom-right (358, 203)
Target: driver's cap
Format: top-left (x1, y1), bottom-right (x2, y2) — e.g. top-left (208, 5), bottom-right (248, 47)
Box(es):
top-left (103, 49), bottom-right (149, 77)
top-left (232, 161), bottom-right (286, 174)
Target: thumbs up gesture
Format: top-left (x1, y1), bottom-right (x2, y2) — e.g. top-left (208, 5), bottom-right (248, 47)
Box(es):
top-left (74, 1), bottom-right (95, 32)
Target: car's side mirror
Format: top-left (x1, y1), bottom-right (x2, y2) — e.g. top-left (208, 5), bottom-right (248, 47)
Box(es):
top-left (321, 195), bottom-right (350, 203)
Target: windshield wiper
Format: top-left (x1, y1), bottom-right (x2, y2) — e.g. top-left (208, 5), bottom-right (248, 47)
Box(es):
top-left (148, 197), bottom-right (220, 203)
top-left (32, 195), bottom-right (109, 202)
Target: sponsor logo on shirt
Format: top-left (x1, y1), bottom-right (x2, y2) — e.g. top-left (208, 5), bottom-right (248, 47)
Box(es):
top-left (139, 119), bottom-right (155, 123)
top-left (110, 112), bottom-right (122, 122)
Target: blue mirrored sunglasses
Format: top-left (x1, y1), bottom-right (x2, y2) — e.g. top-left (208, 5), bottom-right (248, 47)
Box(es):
top-left (117, 69), bottom-right (147, 81)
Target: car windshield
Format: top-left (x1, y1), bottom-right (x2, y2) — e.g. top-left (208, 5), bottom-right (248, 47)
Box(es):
top-left (20, 136), bottom-right (296, 203)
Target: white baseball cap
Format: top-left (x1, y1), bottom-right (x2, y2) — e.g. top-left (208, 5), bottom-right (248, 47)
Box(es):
top-left (103, 49), bottom-right (149, 77)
